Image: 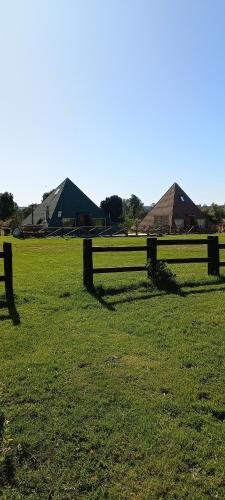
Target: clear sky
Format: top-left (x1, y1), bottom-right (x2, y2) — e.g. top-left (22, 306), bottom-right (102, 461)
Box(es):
top-left (1, 0), bottom-right (225, 207)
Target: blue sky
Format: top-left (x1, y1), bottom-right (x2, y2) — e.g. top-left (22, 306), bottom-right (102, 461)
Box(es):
top-left (1, 0), bottom-right (225, 206)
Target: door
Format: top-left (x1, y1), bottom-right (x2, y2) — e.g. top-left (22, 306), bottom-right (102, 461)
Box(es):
top-left (77, 213), bottom-right (91, 226)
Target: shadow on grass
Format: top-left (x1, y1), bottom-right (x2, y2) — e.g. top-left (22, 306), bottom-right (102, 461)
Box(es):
top-left (95, 281), bottom-right (151, 297)
top-left (180, 276), bottom-right (225, 298)
top-left (185, 286), bottom-right (225, 297)
top-left (86, 275), bottom-right (225, 310)
top-left (180, 276), bottom-right (225, 289)
top-left (86, 279), bottom-right (183, 310)
top-left (86, 286), bottom-right (116, 311)
top-left (0, 295), bottom-right (21, 325)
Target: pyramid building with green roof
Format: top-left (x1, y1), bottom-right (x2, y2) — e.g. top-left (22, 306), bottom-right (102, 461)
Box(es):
top-left (23, 178), bottom-right (105, 227)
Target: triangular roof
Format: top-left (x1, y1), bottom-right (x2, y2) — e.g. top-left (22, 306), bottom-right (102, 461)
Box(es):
top-left (139, 182), bottom-right (206, 229)
top-left (23, 177), bottom-right (104, 225)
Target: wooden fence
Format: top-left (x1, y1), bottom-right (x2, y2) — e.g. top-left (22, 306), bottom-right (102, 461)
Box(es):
top-left (0, 242), bottom-right (13, 301)
top-left (83, 236), bottom-right (225, 288)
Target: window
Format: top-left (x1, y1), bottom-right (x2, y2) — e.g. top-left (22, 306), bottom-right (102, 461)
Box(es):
top-left (180, 195), bottom-right (185, 202)
top-left (92, 218), bottom-right (106, 227)
top-left (62, 218), bottom-right (76, 227)
top-left (58, 211), bottom-right (62, 218)
top-left (197, 219), bottom-right (206, 228)
top-left (154, 215), bottom-right (169, 226)
top-left (175, 218), bottom-right (184, 228)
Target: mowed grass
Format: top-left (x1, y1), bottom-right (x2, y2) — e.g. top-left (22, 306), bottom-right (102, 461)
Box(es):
top-left (1, 235), bottom-right (225, 498)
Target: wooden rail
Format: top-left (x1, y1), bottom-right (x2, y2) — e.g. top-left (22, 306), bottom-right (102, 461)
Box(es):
top-left (0, 242), bottom-right (13, 301)
top-left (157, 239), bottom-right (209, 246)
top-left (92, 245), bottom-right (147, 252)
top-left (83, 236), bottom-right (225, 289)
top-left (93, 266), bottom-right (146, 274)
top-left (160, 258), bottom-right (210, 264)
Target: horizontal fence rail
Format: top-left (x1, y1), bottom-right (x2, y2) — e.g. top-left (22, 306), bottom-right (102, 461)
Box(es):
top-left (0, 242), bottom-right (13, 301)
top-left (160, 257), bottom-right (210, 264)
top-left (83, 236), bottom-right (225, 288)
top-left (93, 266), bottom-right (146, 274)
top-left (157, 239), bottom-right (209, 246)
top-left (92, 245), bottom-right (147, 252)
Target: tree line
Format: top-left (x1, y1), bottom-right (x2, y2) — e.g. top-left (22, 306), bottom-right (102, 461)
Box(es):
top-left (198, 204), bottom-right (225, 223)
top-left (1, 190), bottom-right (225, 227)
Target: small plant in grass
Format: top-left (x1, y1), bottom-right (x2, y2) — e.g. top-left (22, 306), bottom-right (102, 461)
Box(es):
top-left (0, 392), bottom-right (15, 486)
top-left (146, 259), bottom-right (181, 293)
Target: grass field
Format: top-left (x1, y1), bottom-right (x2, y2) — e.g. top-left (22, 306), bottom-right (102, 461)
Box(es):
top-left (1, 235), bottom-right (225, 499)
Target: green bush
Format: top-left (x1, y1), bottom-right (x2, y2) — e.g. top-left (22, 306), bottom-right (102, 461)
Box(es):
top-left (146, 259), bottom-right (181, 293)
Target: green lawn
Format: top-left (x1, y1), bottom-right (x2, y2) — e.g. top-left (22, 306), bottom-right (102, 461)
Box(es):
top-left (1, 235), bottom-right (225, 499)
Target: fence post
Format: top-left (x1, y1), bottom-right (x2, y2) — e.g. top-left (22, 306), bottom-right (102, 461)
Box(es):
top-left (147, 237), bottom-right (157, 275)
top-left (83, 239), bottom-right (93, 289)
top-left (208, 236), bottom-right (220, 276)
top-left (3, 242), bottom-right (13, 302)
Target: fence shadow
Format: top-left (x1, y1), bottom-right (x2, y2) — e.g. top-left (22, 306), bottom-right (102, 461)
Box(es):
top-left (87, 281), bottom-right (183, 310)
top-left (0, 296), bottom-right (21, 325)
top-left (185, 286), bottom-right (225, 297)
top-left (95, 281), bottom-right (151, 297)
top-left (87, 276), bottom-right (225, 310)
top-left (180, 276), bottom-right (225, 289)
top-left (86, 286), bottom-right (116, 311)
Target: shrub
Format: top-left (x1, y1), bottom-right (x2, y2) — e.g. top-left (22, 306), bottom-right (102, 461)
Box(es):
top-left (146, 259), bottom-right (181, 293)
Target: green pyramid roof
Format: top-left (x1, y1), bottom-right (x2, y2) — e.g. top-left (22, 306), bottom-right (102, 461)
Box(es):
top-left (23, 178), bottom-right (104, 226)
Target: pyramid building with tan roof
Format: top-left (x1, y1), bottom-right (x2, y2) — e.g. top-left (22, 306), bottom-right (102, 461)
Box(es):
top-left (139, 183), bottom-right (208, 232)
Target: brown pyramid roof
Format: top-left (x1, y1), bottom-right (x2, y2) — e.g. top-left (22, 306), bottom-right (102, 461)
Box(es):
top-left (139, 183), bottom-right (206, 231)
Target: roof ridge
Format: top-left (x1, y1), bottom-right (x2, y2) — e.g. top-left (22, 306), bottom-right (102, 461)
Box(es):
top-left (171, 182), bottom-right (177, 215)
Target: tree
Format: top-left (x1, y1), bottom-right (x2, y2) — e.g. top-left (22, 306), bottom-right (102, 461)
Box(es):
top-left (123, 194), bottom-right (145, 219)
top-left (199, 203), bottom-right (225, 223)
top-left (129, 194), bottom-right (145, 218)
top-left (209, 203), bottom-right (225, 223)
top-left (100, 195), bottom-right (123, 222)
top-left (0, 192), bottom-right (16, 220)
top-left (42, 190), bottom-right (54, 202)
